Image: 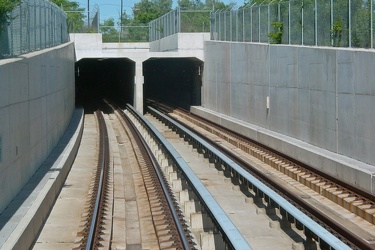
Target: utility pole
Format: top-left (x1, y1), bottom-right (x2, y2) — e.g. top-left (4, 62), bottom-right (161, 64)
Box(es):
top-left (121, 0), bottom-right (123, 26)
top-left (88, 0), bottom-right (90, 29)
top-left (120, 0), bottom-right (123, 42)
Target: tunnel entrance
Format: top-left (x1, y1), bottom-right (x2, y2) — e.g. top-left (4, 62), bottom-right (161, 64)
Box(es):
top-left (75, 58), bottom-right (135, 111)
top-left (143, 58), bottom-right (203, 111)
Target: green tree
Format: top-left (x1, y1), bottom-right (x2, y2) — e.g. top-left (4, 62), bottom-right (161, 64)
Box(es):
top-left (0, 0), bottom-right (19, 26)
top-left (351, 0), bottom-right (372, 48)
top-left (205, 0), bottom-right (229, 11)
top-left (100, 18), bottom-right (119, 42)
top-left (133, 0), bottom-right (172, 24)
top-left (178, 0), bottom-right (231, 33)
top-left (52, 0), bottom-right (85, 32)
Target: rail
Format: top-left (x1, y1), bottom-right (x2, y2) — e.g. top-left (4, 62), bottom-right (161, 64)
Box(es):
top-left (114, 103), bottom-right (193, 249)
top-left (126, 104), bottom-right (252, 249)
top-left (146, 105), bottom-right (353, 250)
top-left (85, 110), bottom-right (110, 249)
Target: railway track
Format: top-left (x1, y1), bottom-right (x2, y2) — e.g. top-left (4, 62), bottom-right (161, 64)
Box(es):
top-left (36, 99), bottom-right (373, 249)
top-left (154, 103), bottom-right (375, 221)
top-left (73, 103), bottom-right (195, 249)
top-left (73, 110), bottom-right (110, 249)
top-left (146, 100), bottom-right (375, 250)
top-left (73, 100), bottom-right (255, 249)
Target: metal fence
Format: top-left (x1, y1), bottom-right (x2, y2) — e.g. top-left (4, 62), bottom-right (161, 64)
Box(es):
top-left (65, 4), bottom-right (100, 33)
top-left (211, 0), bottom-right (375, 49)
top-left (0, 0), bottom-right (69, 59)
top-left (149, 8), bottom-right (211, 42)
top-left (100, 25), bottom-right (149, 43)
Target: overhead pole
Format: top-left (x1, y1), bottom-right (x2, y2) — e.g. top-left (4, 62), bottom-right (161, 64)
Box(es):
top-left (88, 0), bottom-right (90, 29)
top-left (121, 0), bottom-right (123, 42)
top-left (121, 0), bottom-right (123, 26)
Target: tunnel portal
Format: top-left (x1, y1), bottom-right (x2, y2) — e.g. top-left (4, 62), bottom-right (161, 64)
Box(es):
top-left (75, 57), bottom-right (203, 112)
top-left (143, 58), bottom-right (203, 111)
top-left (75, 58), bottom-right (135, 110)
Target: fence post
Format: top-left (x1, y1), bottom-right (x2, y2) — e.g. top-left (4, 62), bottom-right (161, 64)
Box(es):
top-left (243, 8), bottom-right (245, 42)
top-left (230, 11), bottom-right (232, 41)
top-left (302, 0), bottom-right (304, 45)
top-left (178, 8), bottom-right (181, 33)
top-left (20, 3), bottom-right (23, 54)
top-left (315, 0), bottom-right (317, 46)
top-left (10, 11), bottom-right (14, 56)
top-left (27, 1), bottom-right (30, 52)
top-left (348, 0), bottom-right (351, 47)
top-left (330, 0), bottom-right (333, 46)
top-left (289, 0), bottom-right (291, 44)
top-left (250, 6), bottom-right (253, 42)
top-left (258, 4), bottom-right (261, 42)
top-left (236, 10), bottom-right (238, 41)
top-left (268, 2), bottom-right (270, 43)
top-left (371, 0), bottom-right (374, 48)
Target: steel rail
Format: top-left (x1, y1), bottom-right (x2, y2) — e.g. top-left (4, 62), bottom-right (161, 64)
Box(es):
top-left (127, 104), bottom-right (252, 250)
top-left (147, 105), bottom-right (355, 250)
top-left (151, 102), bottom-right (375, 249)
top-left (149, 100), bottom-right (375, 246)
top-left (85, 110), bottom-right (109, 250)
top-left (115, 106), bottom-right (192, 249)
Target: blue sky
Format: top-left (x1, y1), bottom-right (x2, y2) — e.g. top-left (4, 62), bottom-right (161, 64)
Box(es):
top-left (75, 0), bottom-right (137, 23)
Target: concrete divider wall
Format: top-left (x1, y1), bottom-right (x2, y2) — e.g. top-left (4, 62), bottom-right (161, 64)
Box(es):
top-left (149, 33), bottom-right (209, 60)
top-left (203, 41), bottom-right (375, 167)
top-left (0, 42), bottom-right (75, 213)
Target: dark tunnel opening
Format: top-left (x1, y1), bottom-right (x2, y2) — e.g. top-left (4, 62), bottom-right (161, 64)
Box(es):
top-left (143, 58), bottom-right (203, 111)
top-left (75, 58), bottom-right (135, 111)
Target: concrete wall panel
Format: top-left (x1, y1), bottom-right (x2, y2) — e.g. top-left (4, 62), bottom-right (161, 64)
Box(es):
top-left (9, 62), bottom-right (29, 104)
top-left (0, 64), bottom-right (11, 108)
top-left (0, 42), bottom-right (75, 213)
top-left (354, 51), bottom-right (375, 95)
top-left (202, 40), bottom-right (375, 176)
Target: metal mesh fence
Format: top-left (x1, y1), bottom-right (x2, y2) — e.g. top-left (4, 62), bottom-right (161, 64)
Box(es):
top-left (149, 8), bottom-right (210, 42)
top-left (101, 25), bottom-right (149, 43)
top-left (0, 0), bottom-right (69, 59)
top-left (66, 5), bottom-right (99, 33)
top-left (210, 0), bottom-right (375, 49)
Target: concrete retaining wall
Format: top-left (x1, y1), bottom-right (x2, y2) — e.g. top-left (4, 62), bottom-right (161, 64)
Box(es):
top-left (149, 33), bottom-right (209, 60)
top-left (0, 42), bottom-right (75, 213)
top-left (202, 41), bottom-right (375, 175)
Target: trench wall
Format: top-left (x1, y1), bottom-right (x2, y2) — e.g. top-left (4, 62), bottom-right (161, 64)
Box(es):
top-left (201, 41), bottom-right (375, 193)
top-left (0, 42), bottom-right (75, 213)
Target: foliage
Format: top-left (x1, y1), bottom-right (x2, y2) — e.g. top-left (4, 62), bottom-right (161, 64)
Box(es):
top-left (0, 0), bottom-right (19, 25)
top-left (179, 0), bottom-right (231, 11)
top-left (269, 21), bottom-right (283, 44)
top-left (100, 18), bottom-right (119, 42)
top-left (0, 0), bottom-right (19, 15)
top-left (51, 0), bottom-right (85, 32)
top-left (240, 0), bottom-right (373, 48)
top-left (178, 0), bottom-right (231, 34)
top-left (331, 20), bottom-right (343, 47)
top-left (242, 0), bottom-right (277, 8)
top-left (133, 0), bottom-right (172, 24)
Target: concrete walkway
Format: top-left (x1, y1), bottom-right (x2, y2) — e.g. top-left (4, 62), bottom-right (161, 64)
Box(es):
top-left (33, 114), bottom-right (98, 249)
